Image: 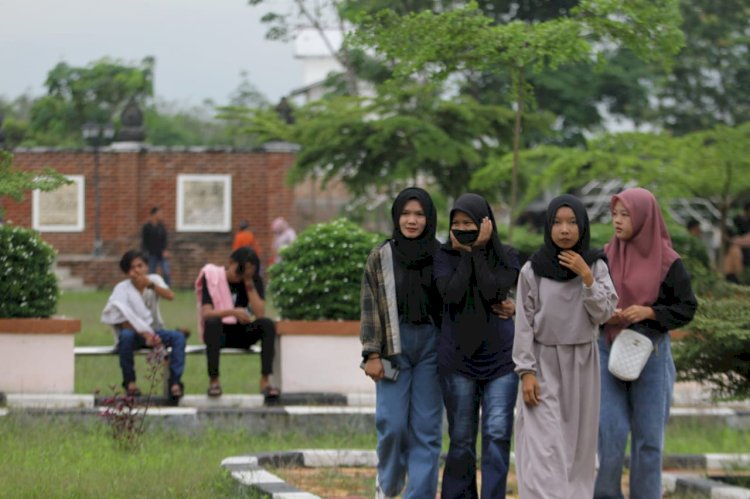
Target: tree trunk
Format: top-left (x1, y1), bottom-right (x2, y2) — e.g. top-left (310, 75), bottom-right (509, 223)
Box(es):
top-left (509, 67), bottom-right (525, 244)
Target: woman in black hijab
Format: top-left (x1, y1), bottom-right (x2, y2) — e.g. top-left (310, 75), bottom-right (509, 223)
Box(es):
top-left (512, 194), bottom-right (617, 498)
top-left (434, 193), bottom-right (520, 499)
top-left (359, 187), bottom-right (443, 499)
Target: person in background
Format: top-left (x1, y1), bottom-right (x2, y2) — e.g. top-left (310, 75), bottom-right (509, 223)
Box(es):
top-left (360, 187), bottom-right (443, 499)
top-left (595, 187), bottom-right (697, 499)
top-left (232, 219), bottom-right (262, 256)
top-left (101, 250), bottom-right (186, 399)
top-left (734, 201), bottom-right (750, 266)
top-left (196, 247), bottom-right (278, 399)
top-left (141, 207), bottom-right (171, 285)
top-left (270, 217), bottom-right (297, 265)
top-left (686, 218), bottom-right (702, 238)
top-left (513, 195), bottom-right (618, 498)
top-left (722, 228), bottom-right (744, 284)
top-left (435, 193), bottom-right (520, 499)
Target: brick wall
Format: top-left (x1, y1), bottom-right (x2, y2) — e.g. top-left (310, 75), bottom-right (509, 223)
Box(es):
top-left (2, 144), bottom-right (300, 289)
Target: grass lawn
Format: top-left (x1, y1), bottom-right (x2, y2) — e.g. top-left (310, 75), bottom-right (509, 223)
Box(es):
top-left (59, 290), bottom-right (276, 395)
top-left (1, 414), bottom-right (748, 497)
top-left (0, 414), bottom-right (376, 498)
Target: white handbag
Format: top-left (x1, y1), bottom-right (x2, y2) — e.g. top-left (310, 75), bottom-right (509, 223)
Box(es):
top-left (608, 328), bottom-right (653, 381)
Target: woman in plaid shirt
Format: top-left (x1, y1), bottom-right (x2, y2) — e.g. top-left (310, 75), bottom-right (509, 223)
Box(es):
top-left (360, 187), bottom-right (443, 499)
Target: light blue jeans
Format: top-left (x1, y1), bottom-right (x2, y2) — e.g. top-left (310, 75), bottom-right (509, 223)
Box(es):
top-left (440, 370), bottom-right (518, 499)
top-left (375, 322), bottom-right (442, 499)
top-left (594, 334), bottom-right (675, 499)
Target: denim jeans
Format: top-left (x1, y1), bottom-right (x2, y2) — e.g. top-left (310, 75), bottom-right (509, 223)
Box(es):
top-left (147, 254), bottom-right (171, 286)
top-left (594, 334), bottom-right (675, 499)
top-left (376, 323), bottom-right (442, 499)
top-left (118, 328), bottom-right (186, 387)
top-left (440, 370), bottom-right (518, 499)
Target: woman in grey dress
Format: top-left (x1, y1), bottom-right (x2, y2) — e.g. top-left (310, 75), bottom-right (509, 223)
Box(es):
top-left (513, 195), bottom-right (618, 498)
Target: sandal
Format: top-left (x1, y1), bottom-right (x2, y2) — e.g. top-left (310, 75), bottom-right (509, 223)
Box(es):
top-left (170, 382), bottom-right (184, 399)
top-left (262, 386), bottom-right (280, 400)
top-left (125, 385), bottom-right (142, 397)
top-left (207, 383), bottom-right (223, 398)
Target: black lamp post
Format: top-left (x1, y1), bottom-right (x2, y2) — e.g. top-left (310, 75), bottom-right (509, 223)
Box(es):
top-left (82, 122), bottom-right (115, 257)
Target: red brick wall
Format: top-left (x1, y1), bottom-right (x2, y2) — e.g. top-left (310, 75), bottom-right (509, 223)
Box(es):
top-left (2, 145), bottom-right (298, 289)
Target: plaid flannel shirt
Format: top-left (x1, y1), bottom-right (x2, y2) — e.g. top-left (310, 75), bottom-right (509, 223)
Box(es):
top-left (359, 241), bottom-right (402, 358)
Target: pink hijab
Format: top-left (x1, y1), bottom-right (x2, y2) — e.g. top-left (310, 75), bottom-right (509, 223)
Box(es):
top-left (604, 187), bottom-right (679, 341)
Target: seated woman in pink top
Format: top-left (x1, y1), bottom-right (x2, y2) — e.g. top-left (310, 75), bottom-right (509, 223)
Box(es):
top-left (195, 247), bottom-right (278, 399)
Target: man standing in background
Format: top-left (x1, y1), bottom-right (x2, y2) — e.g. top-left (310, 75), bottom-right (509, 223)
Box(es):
top-left (142, 206), bottom-right (171, 286)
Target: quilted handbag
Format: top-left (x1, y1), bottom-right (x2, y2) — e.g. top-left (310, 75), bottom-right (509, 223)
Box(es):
top-left (608, 328), bottom-right (653, 381)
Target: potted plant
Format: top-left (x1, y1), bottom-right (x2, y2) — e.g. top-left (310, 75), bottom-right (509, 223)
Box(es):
top-left (268, 218), bottom-right (380, 394)
top-left (0, 151), bottom-right (80, 394)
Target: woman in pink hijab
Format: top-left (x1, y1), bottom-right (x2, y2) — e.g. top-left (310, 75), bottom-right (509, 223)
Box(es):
top-left (594, 188), bottom-right (697, 499)
top-left (270, 217), bottom-right (297, 265)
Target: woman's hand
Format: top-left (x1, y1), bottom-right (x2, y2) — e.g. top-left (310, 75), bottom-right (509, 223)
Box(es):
top-left (605, 308), bottom-right (623, 325)
top-left (620, 305), bottom-right (655, 323)
top-left (234, 308), bottom-right (253, 324)
top-left (521, 373), bottom-right (540, 406)
top-left (364, 357), bottom-right (384, 381)
top-left (491, 299), bottom-right (515, 319)
top-left (449, 230), bottom-right (473, 253)
top-left (558, 250), bottom-right (593, 286)
top-left (473, 217), bottom-right (493, 248)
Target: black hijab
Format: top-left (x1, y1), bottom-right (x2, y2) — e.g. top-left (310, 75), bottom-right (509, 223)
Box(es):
top-left (443, 193), bottom-right (515, 353)
top-left (529, 194), bottom-right (606, 281)
top-left (390, 187), bottom-right (440, 323)
top-left (444, 193), bottom-right (510, 268)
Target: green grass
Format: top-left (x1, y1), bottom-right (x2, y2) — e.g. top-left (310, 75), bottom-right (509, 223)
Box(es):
top-left (0, 414), bottom-right (376, 498)
top-left (0, 415), bottom-right (748, 497)
top-left (59, 290), bottom-right (275, 395)
top-left (664, 418), bottom-right (750, 454)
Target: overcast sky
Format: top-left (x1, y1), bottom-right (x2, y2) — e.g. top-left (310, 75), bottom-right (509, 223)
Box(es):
top-left (0, 0), bottom-right (303, 107)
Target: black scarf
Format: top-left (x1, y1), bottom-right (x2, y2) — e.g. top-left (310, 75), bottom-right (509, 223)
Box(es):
top-left (390, 187), bottom-right (440, 323)
top-left (444, 193), bottom-right (511, 268)
top-left (529, 194), bottom-right (606, 281)
top-left (443, 193), bottom-right (513, 353)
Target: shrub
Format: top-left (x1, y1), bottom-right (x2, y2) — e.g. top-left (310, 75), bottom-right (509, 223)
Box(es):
top-left (269, 219), bottom-right (382, 320)
top-left (673, 284), bottom-right (750, 400)
top-left (0, 224), bottom-right (58, 317)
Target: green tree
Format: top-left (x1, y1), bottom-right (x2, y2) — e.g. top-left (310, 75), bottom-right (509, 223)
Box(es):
top-left (654, 0), bottom-right (750, 134)
top-left (225, 79), bottom-right (552, 200)
top-left (26, 57), bottom-right (154, 146)
top-left (357, 0), bottom-right (683, 239)
top-left (0, 151), bottom-right (71, 218)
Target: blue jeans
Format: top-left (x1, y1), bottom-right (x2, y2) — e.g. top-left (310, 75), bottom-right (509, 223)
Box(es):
top-left (440, 370), bottom-right (518, 499)
top-left (594, 334), bottom-right (675, 499)
top-left (376, 323), bottom-right (442, 498)
top-left (118, 328), bottom-right (186, 387)
top-left (147, 254), bottom-right (171, 286)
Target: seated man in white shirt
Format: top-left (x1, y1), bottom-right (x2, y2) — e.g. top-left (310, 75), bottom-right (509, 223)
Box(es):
top-left (101, 250), bottom-right (186, 398)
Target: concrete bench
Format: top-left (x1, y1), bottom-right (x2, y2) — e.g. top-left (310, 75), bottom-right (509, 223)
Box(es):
top-left (74, 345), bottom-right (261, 356)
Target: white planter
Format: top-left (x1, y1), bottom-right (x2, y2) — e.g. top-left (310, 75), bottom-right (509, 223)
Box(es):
top-left (275, 320), bottom-right (373, 395)
top-left (0, 318), bottom-right (81, 394)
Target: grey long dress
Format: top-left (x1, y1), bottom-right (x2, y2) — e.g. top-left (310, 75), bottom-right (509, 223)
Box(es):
top-left (513, 260), bottom-right (618, 499)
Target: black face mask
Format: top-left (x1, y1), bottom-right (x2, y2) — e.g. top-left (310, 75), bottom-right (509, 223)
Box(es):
top-left (452, 229), bottom-right (479, 246)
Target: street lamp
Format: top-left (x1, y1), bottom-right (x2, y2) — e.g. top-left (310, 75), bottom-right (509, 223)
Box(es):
top-left (82, 122), bottom-right (115, 257)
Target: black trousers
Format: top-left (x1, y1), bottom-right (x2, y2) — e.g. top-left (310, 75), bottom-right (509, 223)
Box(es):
top-left (203, 317), bottom-right (276, 378)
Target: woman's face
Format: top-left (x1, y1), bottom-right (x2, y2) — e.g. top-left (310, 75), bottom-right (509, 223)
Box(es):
top-left (550, 206), bottom-right (580, 250)
top-left (451, 211), bottom-right (477, 231)
top-left (399, 199), bottom-right (427, 239)
top-left (611, 200), bottom-right (634, 241)
top-left (227, 260), bottom-right (256, 283)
